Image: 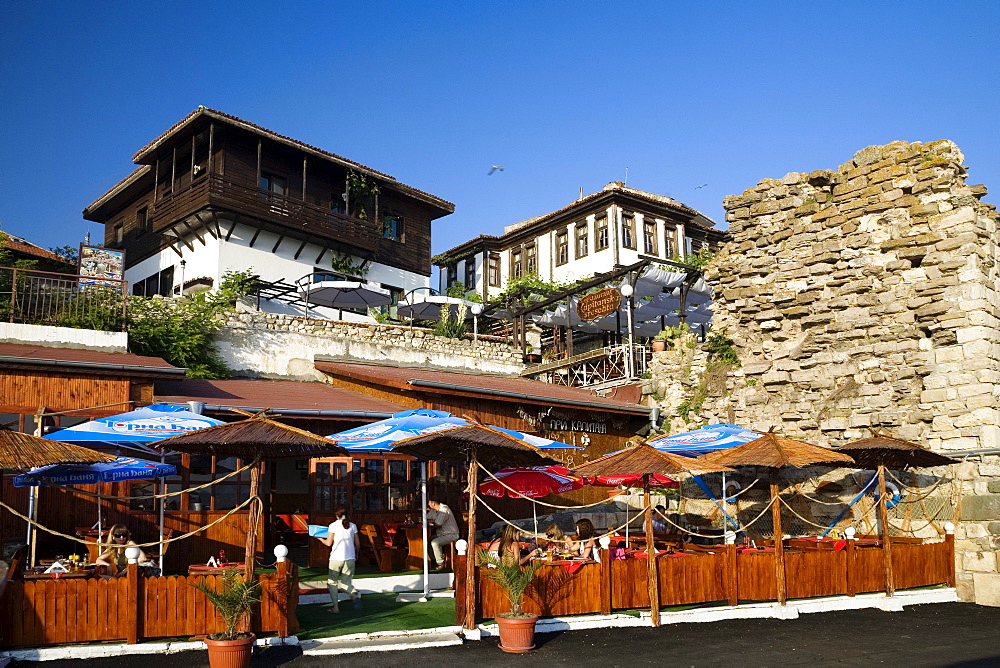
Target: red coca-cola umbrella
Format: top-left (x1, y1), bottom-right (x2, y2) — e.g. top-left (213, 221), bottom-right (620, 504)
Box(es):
top-left (479, 465), bottom-right (583, 498)
top-left (581, 473), bottom-right (679, 489)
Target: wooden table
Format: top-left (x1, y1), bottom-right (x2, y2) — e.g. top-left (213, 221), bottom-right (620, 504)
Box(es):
top-left (75, 528), bottom-right (107, 563)
top-left (23, 570), bottom-right (93, 580)
top-left (187, 563), bottom-right (246, 576)
top-left (403, 526), bottom-right (426, 570)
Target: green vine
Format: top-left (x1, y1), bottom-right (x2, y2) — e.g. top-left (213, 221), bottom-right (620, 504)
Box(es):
top-left (445, 281), bottom-right (482, 302)
top-left (329, 252), bottom-right (368, 278)
top-left (347, 171), bottom-right (379, 220)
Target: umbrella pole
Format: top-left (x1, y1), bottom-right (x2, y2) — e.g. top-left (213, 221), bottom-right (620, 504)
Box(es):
top-left (878, 464), bottom-right (895, 596)
top-left (421, 461), bottom-right (429, 601)
top-left (158, 451), bottom-right (166, 573)
top-left (26, 486), bottom-right (37, 569)
top-left (644, 476), bottom-right (660, 626)
top-left (244, 460), bottom-right (262, 581)
top-left (464, 449), bottom-right (478, 631)
top-left (770, 470), bottom-right (786, 605)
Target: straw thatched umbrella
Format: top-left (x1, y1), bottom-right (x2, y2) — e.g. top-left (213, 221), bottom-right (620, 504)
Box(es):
top-left (391, 423), bottom-right (560, 631)
top-left (1, 429), bottom-right (117, 565)
top-left (573, 443), bottom-right (733, 626)
top-left (836, 432), bottom-right (957, 596)
top-left (155, 412), bottom-right (347, 579)
top-left (702, 430), bottom-right (854, 605)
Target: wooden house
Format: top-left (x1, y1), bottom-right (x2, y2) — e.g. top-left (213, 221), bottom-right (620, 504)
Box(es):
top-left (82, 107), bottom-right (454, 317)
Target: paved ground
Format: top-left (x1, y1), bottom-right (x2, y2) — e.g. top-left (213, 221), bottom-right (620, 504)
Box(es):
top-left (11, 603), bottom-right (1000, 667)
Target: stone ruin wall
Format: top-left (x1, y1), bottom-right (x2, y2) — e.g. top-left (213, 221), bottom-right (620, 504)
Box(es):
top-left (646, 140), bottom-right (1000, 604)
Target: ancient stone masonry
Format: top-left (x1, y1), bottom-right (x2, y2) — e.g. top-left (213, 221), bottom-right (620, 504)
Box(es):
top-left (646, 140), bottom-right (1000, 603)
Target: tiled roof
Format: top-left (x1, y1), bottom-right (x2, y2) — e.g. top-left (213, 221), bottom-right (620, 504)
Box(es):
top-left (314, 361), bottom-right (648, 415)
top-left (131, 107), bottom-right (453, 213)
top-left (0, 343), bottom-right (180, 374)
top-left (3, 236), bottom-right (72, 265)
top-left (437, 182), bottom-right (708, 258)
top-left (155, 378), bottom-right (404, 414)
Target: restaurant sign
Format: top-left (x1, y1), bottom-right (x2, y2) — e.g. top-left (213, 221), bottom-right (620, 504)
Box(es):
top-left (543, 417), bottom-right (607, 434)
top-left (576, 287), bottom-right (621, 322)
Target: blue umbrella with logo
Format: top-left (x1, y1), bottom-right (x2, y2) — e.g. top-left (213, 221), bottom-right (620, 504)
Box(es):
top-left (325, 408), bottom-right (579, 601)
top-left (13, 457), bottom-right (177, 487)
top-left (42, 404), bottom-right (223, 570)
top-left (647, 424), bottom-right (763, 533)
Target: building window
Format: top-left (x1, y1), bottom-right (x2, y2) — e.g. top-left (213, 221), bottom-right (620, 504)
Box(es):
top-left (596, 217), bottom-right (609, 251)
top-left (556, 231), bottom-right (569, 266)
top-left (446, 264), bottom-right (458, 288)
top-left (260, 173), bottom-right (287, 196)
top-left (621, 213), bottom-right (635, 250)
top-left (464, 258), bottom-right (476, 290)
top-left (136, 207), bottom-right (150, 235)
top-left (686, 236), bottom-right (703, 256)
top-left (575, 223), bottom-right (588, 258)
top-left (664, 229), bottom-right (675, 258)
top-left (643, 220), bottom-right (657, 255)
top-left (488, 254), bottom-right (500, 287)
top-left (113, 224), bottom-right (123, 245)
top-left (382, 213), bottom-right (402, 241)
top-left (512, 249), bottom-right (524, 279)
top-left (331, 191), bottom-right (346, 214)
top-left (525, 244), bottom-right (537, 275)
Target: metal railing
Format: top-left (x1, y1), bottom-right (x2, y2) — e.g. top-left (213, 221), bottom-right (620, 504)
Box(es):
top-left (0, 266), bottom-right (128, 331)
top-left (521, 343), bottom-right (651, 387)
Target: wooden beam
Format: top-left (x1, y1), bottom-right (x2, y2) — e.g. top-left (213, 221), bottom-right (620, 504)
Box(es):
top-left (153, 156), bottom-right (159, 204)
top-left (878, 465), bottom-right (895, 596)
top-left (248, 227), bottom-right (262, 249)
top-left (224, 220), bottom-right (237, 242)
top-left (271, 235), bottom-right (285, 254)
top-left (464, 449), bottom-right (479, 630)
top-left (208, 122), bottom-right (214, 173)
top-left (256, 139), bottom-right (262, 187)
top-left (644, 477), bottom-right (660, 626)
top-left (194, 212), bottom-right (217, 239)
top-left (181, 219), bottom-right (205, 246)
top-left (171, 146), bottom-right (176, 193)
top-left (293, 240), bottom-right (308, 260)
top-left (771, 470), bottom-right (787, 605)
top-left (315, 244), bottom-right (331, 265)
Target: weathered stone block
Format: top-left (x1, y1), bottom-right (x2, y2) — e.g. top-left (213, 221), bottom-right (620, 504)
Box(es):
top-left (962, 495), bottom-right (1000, 521)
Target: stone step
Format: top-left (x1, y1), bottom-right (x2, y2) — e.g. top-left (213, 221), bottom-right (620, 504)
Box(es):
top-left (301, 632), bottom-right (462, 655)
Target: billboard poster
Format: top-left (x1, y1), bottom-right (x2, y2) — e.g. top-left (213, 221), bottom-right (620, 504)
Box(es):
top-left (78, 244), bottom-right (125, 287)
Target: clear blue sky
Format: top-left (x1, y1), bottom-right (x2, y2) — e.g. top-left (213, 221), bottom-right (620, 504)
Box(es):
top-left (2, 2), bottom-right (997, 261)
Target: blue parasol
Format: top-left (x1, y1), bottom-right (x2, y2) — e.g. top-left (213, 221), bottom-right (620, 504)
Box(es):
top-left (45, 404), bottom-right (223, 453)
top-left (13, 457), bottom-right (177, 487)
top-left (647, 423), bottom-right (762, 458)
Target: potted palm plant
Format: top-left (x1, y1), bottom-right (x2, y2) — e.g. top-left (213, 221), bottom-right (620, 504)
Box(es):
top-left (192, 568), bottom-right (262, 668)
top-left (477, 548), bottom-right (545, 653)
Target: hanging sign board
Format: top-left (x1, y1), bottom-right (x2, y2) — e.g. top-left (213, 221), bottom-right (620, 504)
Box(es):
top-left (78, 244), bottom-right (125, 287)
top-left (576, 287), bottom-right (621, 322)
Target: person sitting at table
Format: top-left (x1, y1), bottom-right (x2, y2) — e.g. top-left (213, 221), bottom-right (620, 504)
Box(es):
top-left (541, 523), bottom-right (566, 554)
top-left (315, 505), bottom-right (360, 613)
top-left (95, 524), bottom-right (147, 577)
top-left (485, 525), bottom-right (534, 566)
top-left (571, 518), bottom-right (598, 560)
top-left (427, 499), bottom-right (460, 570)
top-left (652, 505), bottom-right (668, 533)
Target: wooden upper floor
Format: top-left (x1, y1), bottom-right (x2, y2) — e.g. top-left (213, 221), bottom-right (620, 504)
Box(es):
top-left (83, 108), bottom-right (454, 274)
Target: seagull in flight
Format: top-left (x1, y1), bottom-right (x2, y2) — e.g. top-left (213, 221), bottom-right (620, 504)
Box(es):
top-left (488, 165), bottom-right (505, 176)
top-left (695, 183), bottom-right (708, 189)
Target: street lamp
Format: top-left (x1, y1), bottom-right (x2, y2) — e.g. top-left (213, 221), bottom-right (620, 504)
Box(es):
top-left (470, 303), bottom-right (483, 341)
top-left (620, 282), bottom-right (635, 378)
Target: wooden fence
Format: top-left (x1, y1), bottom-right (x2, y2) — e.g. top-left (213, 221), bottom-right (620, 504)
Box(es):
top-left (0, 561), bottom-right (298, 648)
top-left (458, 535), bottom-right (955, 622)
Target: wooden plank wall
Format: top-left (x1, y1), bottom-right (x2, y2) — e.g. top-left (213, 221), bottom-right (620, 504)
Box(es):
top-left (0, 567), bottom-right (297, 648)
top-left (0, 370), bottom-right (131, 416)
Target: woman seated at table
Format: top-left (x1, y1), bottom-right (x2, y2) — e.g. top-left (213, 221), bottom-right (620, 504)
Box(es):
top-left (485, 525), bottom-right (533, 567)
top-left (570, 519), bottom-right (598, 560)
top-left (95, 524), bottom-right (147, 577)
top-left (652, 505), bottom-right (668, 533)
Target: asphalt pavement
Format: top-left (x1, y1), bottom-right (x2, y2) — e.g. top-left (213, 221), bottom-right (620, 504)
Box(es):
top-left (10, 602), bottom-right (1000, 667)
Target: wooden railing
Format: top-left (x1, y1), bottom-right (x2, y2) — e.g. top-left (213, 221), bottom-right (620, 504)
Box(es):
top-left (0, 561), bottom-right (298, 648)
top-left (151, 175), bottom-right (381, 250)
top-left (456, 535), bottom-right (955, 622)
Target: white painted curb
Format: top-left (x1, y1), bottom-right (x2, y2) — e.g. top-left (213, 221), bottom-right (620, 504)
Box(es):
top-left (0, 636), bottom-right (299, 662)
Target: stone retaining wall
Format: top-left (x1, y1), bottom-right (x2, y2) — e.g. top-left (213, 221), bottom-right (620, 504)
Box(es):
top-left (215, 311), bottom-right (523, 380)
top-left (645, 140), bottom-right (1000, 603)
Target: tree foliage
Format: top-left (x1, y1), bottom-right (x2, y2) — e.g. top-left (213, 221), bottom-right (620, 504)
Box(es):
top-left (191, 569), bottom-right (261, 641)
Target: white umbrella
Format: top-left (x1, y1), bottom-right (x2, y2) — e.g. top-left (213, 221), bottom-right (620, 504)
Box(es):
top-left (397, 296), bottom-right (477, 320)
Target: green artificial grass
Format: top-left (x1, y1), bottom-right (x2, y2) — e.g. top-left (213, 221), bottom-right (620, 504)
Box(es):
top-left (296, 593), bottom-right (456, 639)
top-left (293, 564), bottom-right (451, 582)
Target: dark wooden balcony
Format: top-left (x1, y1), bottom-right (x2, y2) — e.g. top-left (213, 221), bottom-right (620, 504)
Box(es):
top-left (151, 174), bottom-right (381, 251)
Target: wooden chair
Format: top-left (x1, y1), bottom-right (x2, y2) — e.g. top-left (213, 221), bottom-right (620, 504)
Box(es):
top-left (359, 525), bottom-right (401, 572)
top-left (143, 529), bottom-right (175, 564)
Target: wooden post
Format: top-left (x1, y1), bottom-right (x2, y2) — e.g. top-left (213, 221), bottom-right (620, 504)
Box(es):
top-left (845, 533), bottom-right (856, 597)
top-left (945, 525), bottom-right (956, 588)
top-left (125, 561), bottom-right (140, 644)
top-left (464, 449), bottom-right (478, 630)
top-left (599, 547), bottom-right (612, 615)
top-left (644, 477), bottom-right (660, 626)
top-left (275, 559), bottom-right (290, 638)
top-left (453, 552), bottom-right (467, 625)
top-left (244, 461), bottom-right (262, 581)
top-left (725, 542), bottom-right (738, 606)
top-left (770, 469), bottom-right (787, 605)
top-left (878, 465), bottom-right (895, 596)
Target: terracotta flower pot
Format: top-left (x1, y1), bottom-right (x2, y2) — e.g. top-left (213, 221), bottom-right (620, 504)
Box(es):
top-left (652, 340), bottom-right (667, 352)
top-left (205, 633), bottom-right (255, 668)
top-left (496, 614), bottom-right (538, 653)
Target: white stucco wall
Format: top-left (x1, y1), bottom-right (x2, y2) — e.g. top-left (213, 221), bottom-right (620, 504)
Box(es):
top-left (0, 322), bottom-right (129, 352)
